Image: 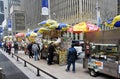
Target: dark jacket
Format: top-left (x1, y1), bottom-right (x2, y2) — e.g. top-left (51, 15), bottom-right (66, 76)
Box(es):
top-left (27, 43), bottom-right (32, 51)
top-left (14, 42), bottom-right (18, 50)
top-left (48, 44), bottom-right (55, 55)
top-left (67, 47), bottom-right (77, 62)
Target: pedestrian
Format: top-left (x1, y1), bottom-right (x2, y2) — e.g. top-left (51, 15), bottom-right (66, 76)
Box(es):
top-left (66, 44), bottom-right (77, 73)
top-left (13, 41), bottom-right (18, 54)
top-left (32, 42), bottom-right (39, 61)
top-left (6, 42), bottom-right (12, 55)
top-left (3, 41), bottom-right (7, 52)
top-left (27, 43), bottom-right (33, 58)
top-left (24, 43), bottom-right (28, 55)
top-left (47, 42), bottom-right (56, 65)
top-left (37, 43), bottom-right (40, 60)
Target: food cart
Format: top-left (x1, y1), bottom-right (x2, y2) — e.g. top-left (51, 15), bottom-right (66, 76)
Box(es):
top-left (87, 44), bottom-right (120, 78)
top-left (38, 21), bottom-right (70, 65)
top-left (40, 30), bottom-right (69, 65)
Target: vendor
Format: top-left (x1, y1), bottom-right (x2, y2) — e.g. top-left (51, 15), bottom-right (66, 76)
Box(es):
top-left (47, 42), bottom-right (56, 65)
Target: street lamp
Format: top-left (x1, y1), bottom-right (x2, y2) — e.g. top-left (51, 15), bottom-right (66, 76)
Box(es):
top-left (96, 0), bottom-right (101, 28)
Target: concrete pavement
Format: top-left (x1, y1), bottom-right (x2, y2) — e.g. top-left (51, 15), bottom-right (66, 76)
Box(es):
top-left (0, 49), bottom-right (113, 79)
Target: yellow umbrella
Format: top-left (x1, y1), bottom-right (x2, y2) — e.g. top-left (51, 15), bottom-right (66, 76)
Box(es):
top-left (3, 36), bottom-right (8, 41)
top-left (73, 22), bottom-right (100, 33)
top-left (4, 36), bottom-right (8, 39)
top-left (38, 27), bottom-right (50, 33)
top-left (48, 23), bottom-right (59, 29)
top-left (38, 19), bottom-right (58, 27)
top-left (105, 15), bottom-right (120, 27)
top-left (4, 36), bottom-right (13, 42)
top-left (73, 22), bottom-right (89, 32)
top-left (30, 32), bottom-right (37, 37)
top-left (27, 32), bottom-right (37, 42)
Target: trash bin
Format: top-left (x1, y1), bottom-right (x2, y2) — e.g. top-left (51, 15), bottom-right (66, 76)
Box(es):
top-left (83, 58), bottom-right (88, 69)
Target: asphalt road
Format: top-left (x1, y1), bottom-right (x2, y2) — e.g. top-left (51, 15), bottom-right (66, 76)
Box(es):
top-left (0, 51), bottom-right (29, 79)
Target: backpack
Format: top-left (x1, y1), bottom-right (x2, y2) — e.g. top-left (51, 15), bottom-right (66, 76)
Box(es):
top-left (69, 48), bottom-right (76, 54)
top-left (32, 44), bottom-right (38, 52)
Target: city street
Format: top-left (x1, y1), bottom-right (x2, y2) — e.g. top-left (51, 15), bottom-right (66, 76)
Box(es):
top-left (0, 0), bottom-right (120, 79)
top-left (0, 48), bottom-right (115, 79)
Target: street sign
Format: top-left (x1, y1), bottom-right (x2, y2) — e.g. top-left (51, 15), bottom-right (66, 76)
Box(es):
top-left (42, 0), bottom-right (48, 15)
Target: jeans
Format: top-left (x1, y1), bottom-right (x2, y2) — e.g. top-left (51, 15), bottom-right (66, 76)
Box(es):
top-left (3, 47), bottom-right (6, 52)
top-left (14, 49), bottom-right (18, 54)
top-left (33, 51), bottom-right (39, 61)
top-left (67, 61), bottom-right (75, 71)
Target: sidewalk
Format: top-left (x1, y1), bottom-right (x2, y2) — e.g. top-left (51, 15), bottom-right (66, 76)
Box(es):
top-left (1, 49), bottom-right (109, 79)
top-left (11, 50), bottom-right (94, 79)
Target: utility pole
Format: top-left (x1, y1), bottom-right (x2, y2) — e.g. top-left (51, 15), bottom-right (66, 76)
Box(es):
top-left (96, 0), bottom-right (101, 28)
top-left (48, 0), bottom-right (51, 19)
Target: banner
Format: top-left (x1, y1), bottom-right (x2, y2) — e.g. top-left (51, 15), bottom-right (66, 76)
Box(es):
top-left (8, 19), bottom-right (12, 31)
top-left (42, 0), bottom-right (48, 15)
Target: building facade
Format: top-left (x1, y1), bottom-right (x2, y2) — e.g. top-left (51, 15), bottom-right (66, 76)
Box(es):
top-left (11, 10), bottom-right (25, 34)
top-left (1, 0), bottom-right (21, 35)
top-left (0, 0), bottom-right (4, 25)
top-left (50, 0), bottom-right (117, 29)
top-left (118, 0), bottom-right (120, 14)
top-left (21, 0), bottom-right (43, 31)
top-left (8, 0), bottom-right (21, 14)
top-left (20, 0), bottom-right (117, 30)
top-left (20, 0), bottom-right (118, 42)
top-left (2, 0), bottom-right (21, 20)
top-left (50, 0), bottom-right (117, 40)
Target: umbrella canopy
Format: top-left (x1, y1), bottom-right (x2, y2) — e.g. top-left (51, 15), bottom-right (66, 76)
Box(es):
top-left (55, 23), bottom-right (70, 31)
top-left (67, 27), bottom-right (73, 33)
top-left (38, 19), bottom-right (57, 26)
top-left (73, 22), bottom-right (100, 33)
top-left (67, 27), bottom-right (82, 33)
top-left (30, 32), bottom-right (37, 37)
top-left (26, 31), bottom-right (32, 37)
top-left (34, 28), bottom-right (39, 33)
top-left (38, 27), bottom-right (50, 33)
top-left (105, 15), bottom-right (120, 27)
top-left (48, 23), bottom-right (59, 29)
top-left (15, 33), bottom-right (25, 38)
top-left (4, 36), bottom-right (8, 39)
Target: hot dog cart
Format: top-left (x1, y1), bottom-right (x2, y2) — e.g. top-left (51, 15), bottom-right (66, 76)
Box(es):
top-left (88, 44), bottom-right (120, 78)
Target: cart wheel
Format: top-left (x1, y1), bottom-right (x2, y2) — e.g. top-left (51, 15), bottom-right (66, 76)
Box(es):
top-left (89, 69), bottom-right (98, 77)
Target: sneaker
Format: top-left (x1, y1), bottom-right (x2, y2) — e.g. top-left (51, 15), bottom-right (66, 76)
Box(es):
top-left (65, 69), bottom-right (69, 72)
top-left (72, 71), bottom-right (75, 73)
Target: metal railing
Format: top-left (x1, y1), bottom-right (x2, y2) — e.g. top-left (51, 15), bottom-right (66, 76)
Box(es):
top-left (11, 53), bottom-right (58, 79)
